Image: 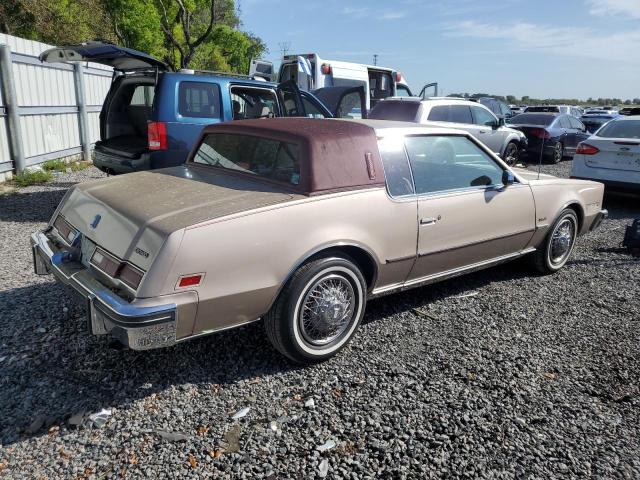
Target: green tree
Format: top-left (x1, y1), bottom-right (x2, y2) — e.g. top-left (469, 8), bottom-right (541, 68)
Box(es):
top-left (2, 0), bottom-right (115, 45)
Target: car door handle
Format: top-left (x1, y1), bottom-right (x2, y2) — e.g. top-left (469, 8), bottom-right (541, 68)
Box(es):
top-left (420, 217), bottom-right (438, 225)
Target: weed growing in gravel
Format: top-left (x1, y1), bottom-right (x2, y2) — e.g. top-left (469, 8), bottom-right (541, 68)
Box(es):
top-left (41, 159), bottom-right (67, 171)
top-left (70, 161), bottom-right (91, 172)
top-left (11, 170), bottom-right (53, 187)
top-left (42, 159), bottom-right (90, 173)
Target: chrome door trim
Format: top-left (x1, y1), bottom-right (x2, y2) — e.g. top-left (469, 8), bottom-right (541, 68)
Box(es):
top-left (370, 247), bottom-right (536, 298)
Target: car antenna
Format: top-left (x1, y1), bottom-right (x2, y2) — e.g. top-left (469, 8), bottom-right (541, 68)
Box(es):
top-left (537, 130), bottom-right (545, 180)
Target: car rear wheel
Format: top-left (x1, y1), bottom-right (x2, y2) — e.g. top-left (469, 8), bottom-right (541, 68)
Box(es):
top-left (264, 255), bottom-right (366, 364)
top-left (550, 142), bottom-right (564, 164)
top-left (503, 142), bottom-right (519, 166)
top-left (531, 208), bottom-right (578, 274)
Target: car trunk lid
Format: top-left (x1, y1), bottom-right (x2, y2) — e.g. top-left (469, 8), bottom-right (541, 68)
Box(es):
top-left (581, 137), bottom-right (640, 172)
top-left (59, 166), bottom-right (300, 271)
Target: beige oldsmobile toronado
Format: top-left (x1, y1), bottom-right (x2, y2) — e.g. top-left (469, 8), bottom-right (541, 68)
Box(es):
top-left (31, 118), bottom-right (607, 363)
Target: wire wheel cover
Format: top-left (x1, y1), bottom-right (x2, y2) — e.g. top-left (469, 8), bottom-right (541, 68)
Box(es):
top-left (550, 218), bottom-right (575, 264)
top-left (298, 274), bottom-right (356, 346)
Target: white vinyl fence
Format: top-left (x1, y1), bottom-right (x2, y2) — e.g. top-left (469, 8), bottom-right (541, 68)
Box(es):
top-left (0, 34), bottom-right (113, 181)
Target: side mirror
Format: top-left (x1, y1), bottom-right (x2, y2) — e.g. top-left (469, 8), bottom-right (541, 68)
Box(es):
top-left (499, 117), bottom-right (505, 126)
top-left (502, 170), bottom-right (515, 186)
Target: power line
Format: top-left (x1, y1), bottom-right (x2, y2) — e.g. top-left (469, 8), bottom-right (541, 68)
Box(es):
top-left (278, 41), bottom-right (291, 58)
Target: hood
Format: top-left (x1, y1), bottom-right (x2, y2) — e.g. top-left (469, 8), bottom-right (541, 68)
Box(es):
top-left (59, 166), bottom-right (299, 270)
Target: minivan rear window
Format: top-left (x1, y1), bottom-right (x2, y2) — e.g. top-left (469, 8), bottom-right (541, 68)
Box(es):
top-left (369, 101), bottom-right (420, 122)
top-left (193, 133), bottom-right (301, 185)
top-left (178, 81), bottom-right (221, 119)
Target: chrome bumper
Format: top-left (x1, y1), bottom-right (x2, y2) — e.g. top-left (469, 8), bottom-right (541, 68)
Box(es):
top-left (30, 230), bottom-right (177, 350)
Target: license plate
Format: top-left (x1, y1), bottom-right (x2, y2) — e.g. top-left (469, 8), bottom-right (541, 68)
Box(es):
top-left (80, 236), bottom-right (96, 267)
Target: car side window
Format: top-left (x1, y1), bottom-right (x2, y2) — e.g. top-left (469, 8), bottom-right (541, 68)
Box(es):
top-left (396, 85), bottom-right (412, 97)
top-left (230, 87), bottom-right (278, 120)
top-left (471, 106), bottom-right (497, 126)
top-left (178, 82), bottom-right (221, 118)
top-left (130, 85), bottom-right (155, 106)
top-left (450, 105), bottom-right (473, 124)
top-left (427, 105), bottom-right (472, 124)
top-left (558, 116), bottom-right (572, 129)
top-left (568, 116), bottom-right (583, 130)
top-left (427, 105), bottom-right (448, 122)
top-left (499, 102), bottom-right (512, 116)
top-left (404, 135), bottom-right (504, 194)
top-left (301, 95), bottom-right (327, 118)
top-left (378, 136), bottom-right (415, 197)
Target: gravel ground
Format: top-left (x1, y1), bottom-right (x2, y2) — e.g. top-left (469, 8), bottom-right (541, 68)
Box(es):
top-left (1, 160), bottom-right (639, 479)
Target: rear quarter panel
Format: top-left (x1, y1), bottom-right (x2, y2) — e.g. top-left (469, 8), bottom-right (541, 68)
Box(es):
top-left (164, 188), bottom-right (418, 335)
top-left (527, 179), bottom-right (605, 246)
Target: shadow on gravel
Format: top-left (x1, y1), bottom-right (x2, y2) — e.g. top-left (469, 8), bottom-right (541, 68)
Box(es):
top-left (603, 192), bottom-right (640, 220)
top-left (0, 188), bottom-right (70, 223)
top-left (0, 282), bottom-right (300, 446)
top-left (363, 260), bottom-right (532, 325)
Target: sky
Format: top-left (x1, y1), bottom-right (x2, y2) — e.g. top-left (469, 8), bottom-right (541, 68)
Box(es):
top-left (239, 0), bottom-right (640, 101)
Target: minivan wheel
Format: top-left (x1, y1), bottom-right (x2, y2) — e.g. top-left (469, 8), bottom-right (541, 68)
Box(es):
top-left (503, 142), bottom-right (519, 166)
top-left (531, 208), bottom-right (578, 274)
top-left (264, 255), bottom-right (366, 364)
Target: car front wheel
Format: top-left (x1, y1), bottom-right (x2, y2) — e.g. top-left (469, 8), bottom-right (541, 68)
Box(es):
top-left (264, 255), bottom-right (366, 364)
top-left (532, 208), bottom-right (578, 274)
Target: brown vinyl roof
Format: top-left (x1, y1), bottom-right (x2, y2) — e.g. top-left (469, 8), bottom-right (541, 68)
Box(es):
top-left (195, 118), bottom-right (385, 195)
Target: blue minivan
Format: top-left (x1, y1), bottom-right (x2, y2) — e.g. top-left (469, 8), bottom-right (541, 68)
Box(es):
top-left (40, 42), bottom-right (365, 173)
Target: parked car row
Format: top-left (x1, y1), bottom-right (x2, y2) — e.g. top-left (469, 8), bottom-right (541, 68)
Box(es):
top-left (368, 97), bottom-right (527, 165)
top-left (571, 115), bottom-right (640, 192)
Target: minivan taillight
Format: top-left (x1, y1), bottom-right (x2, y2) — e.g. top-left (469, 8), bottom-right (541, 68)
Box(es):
top-left (576, 143), bottom-right (600, 155)
top-left (395, 72), bottom-right (402, 82)
top-left (148, 121), bottom-right (167, 150)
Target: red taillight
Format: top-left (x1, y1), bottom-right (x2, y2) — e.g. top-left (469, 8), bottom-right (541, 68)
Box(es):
top-left (576, 143), bottom-right (600, 155)
top-left (118, 263), bottom-right (144, 290)
top-left (530, 128), bottom-right (550, 139)
top-left (321, 63), bottom-right (331, 75)
top-left (395, 72), bottom-right (402, 82)
top-left (177, 274), bottom-right (203, 288)
top-left (148, 121), bottom-right (167, 150)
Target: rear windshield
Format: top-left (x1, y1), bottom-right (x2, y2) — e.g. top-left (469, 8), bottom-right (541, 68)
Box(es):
top-left (596, 120), bottom-right (640, 139)
top-left (369, 101), bottom-right (420, 122)
top-left (508, 114), bottom-right (555, 126)
top-left (525, 106), bottom-right (559, 113)
top-left (193, 133), bottom-right (301, 185)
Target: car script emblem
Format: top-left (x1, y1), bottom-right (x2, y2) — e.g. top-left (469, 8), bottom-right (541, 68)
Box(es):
top-left (90, 214), bottom-right (102, 229)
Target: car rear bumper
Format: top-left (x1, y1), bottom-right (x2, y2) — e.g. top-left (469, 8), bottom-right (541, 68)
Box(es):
top-left (93, 149), bottom-right (151, 174)
top-left (31, 230), bottom-right (179, 350)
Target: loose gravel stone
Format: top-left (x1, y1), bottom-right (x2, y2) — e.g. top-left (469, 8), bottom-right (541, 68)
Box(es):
top-left (0, 162), bottom-right (639, 478)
